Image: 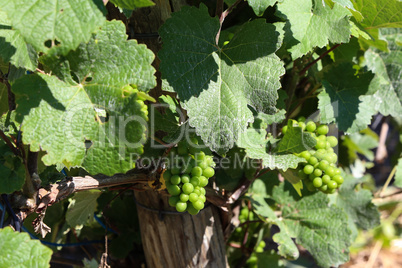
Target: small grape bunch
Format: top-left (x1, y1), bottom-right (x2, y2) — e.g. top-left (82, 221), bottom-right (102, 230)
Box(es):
top-left (291, 118), bottom-right (344, 194)
top-left (164, 138), bottom-right (215, 215)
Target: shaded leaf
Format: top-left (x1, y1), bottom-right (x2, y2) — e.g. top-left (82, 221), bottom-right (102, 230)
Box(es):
top-left (66, 190), bottom-right (101, 229)
top-left (109, 0), bottom-right (155, 9)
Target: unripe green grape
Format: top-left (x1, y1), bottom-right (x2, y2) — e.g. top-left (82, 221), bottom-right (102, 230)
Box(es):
top-left (315, 140), bottom-right (326, 150)
top-left (199, 194), bottom-right (206, 203)
top-left (318, 160), bottom-right (329, 170)
top-left (190, 176), bottom-right (200, 187)
top-left (176, 201), bottom-right (187, 212)
top-left (323, 153), bottom-right (336, 164)
top-left (298, 116), bottom-right (306, 122)
top-left (170, 175), bottom-right (181, 185)
top-left (327, 180), bottom-right (338, 189)
top-left (326, 188), bottom-right (336, 194)
top-left (202, 167), bottom-right (215, 178)
top-left (334, 168), bottom-right (341, 176)
top-left (200, 187), bottom-right (206, 196)
top-left (308, 157), bottom-right (318, 165)
top-left (326, 147), bottom-right (334, 153)
top-left (191, 166), bottom-right (202, 177)
top-left (325, 166), bottom-right (336, 177)
top-left (313, 177), bottom-right (323, 188)
top-left (180, 193), bottom-right (189, 202)
top-left (181, 174), bottom-right (190, 184)
top-left (189, 136), bottom-right (199, 145)
top-left (198, 160), bottom-right (208, 170)
top-left (193, 188), bottom-right (201, 196)
top-left (327, 136), bottom-right (338, 147)
top-left (298, 121), bottom-right (306, 130)
top-left (167, 185), bottom-right (181, 196)
top-left (187, 203), bottom-right (200, 215)
top-left (163, 170), bottom-right (172, 181)
top-left (182, 183), bottom-right (194, 194)
top-left (317, 135), bottom-right (327, 141)
top-left (189, 193), bottom-right (199, 203)
top-left (300, 151), bottom-right (311, 160)
top-left (325, 141), bottom-right (331, 149)
top-left (193, 200), bottom-right (205, 210)
top-left (315, 149), bottom-right (326, 159)
top-left (169, 196), bottom-right (180, 207)
top-left (306, 121), bottom-right (316, 132)
top-left (322, 175), bottom-right (331, 184)
top-left (306, 181), bottom-right (316, 192)
top-left (332, 175), bottom-right (344, 185)
top-left (319, 185), bottom-right (328, 192)
top-left (317, 125), bottom-right (329, 135)
top-left (313, 168), bottom-right (323, 177)
top-left (303, 165), bottom-right (314, 174)
top-left (199, 176), bottom-right (208, 187)
top-left (309, 173), bottom-right (316, 180)
top-left (282, 125), bottom-right (288, 134)
top-left (206, 156), bottom-right (214, 166)
top-left (196, 151), bottom-right (206, 161)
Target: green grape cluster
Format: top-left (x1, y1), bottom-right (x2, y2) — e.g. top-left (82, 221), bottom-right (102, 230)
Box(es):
top-left (291, 118), bottom-right (344, 194)
top-left (164, 138), bottom-right (215, 215)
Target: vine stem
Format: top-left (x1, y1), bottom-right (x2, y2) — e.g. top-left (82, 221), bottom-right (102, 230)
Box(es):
top-left (0, 129), bottom-right (19, 156)
top-left (378, 165), bottom-right (397, 198)
top-left (215, 0), bottom-right (243, 45)
top-left (0, 64), bottom-right (16, 111)
top-left (298, 43), bottom-right (341, 76)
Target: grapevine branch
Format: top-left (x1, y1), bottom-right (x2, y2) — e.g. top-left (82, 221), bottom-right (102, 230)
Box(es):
top-left (298, 44), bottom-right (341, 76)
top-left (0, 64), bottom-right (16, 111)
top-left (215, 0), bottom-right (243, 45)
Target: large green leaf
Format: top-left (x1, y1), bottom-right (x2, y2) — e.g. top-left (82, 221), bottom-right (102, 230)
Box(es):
top-left (318, 62), bottom-right (375, 133)
top-left (13, 21), bottom-right (156, 175)
top-left (336, 173), bottom-right (380, 231)
top-left (0, 227), bottom-right (52, 267)
top-left (249, 179), bottom-right (351, 267)
top-left (0, 0), bottom-right (105, 55)
top-left (364, 28), bottom-right (402, 119)
top-left (247, 0), bottom-right (278, 16)
top-left (276, 0), bottom-right (351, 59)
top-left (159, 5), bottom-right (285, 154)
top-left (352, 0), bottom-right (402, 28)
top-left (66, 190), bottom-right (101, 229)
top-left (0, 10), bottom-right (37, 70)
top-left (109, 0), bottom-right (155, 9)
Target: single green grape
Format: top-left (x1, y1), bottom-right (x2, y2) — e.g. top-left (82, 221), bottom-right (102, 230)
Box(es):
top-left (203, 167), bottom-right (215, 178)
top-left (176, 201), bottom-right (187, 212)
top-left (182, 183), bottom-right (194, 194)
top-left (181, 174), bottom-right (190, 184)
top-left (200, 187), bottom-right (206, 196)
top-left (317, 125), bottom-right (329, 135)
top-left (193, 188), bottom-right (201, 196)
top-left (190, 176), bottom-right (200, 187)
top-left (298, 121), bottom-right (306, 130)
top-left (327, 136), bottom-right (338, 147)
top-left (167, 185), bottom-right (181, 196)
top-left (180, 193), bottom-right (189, 202)
top-left (327, 180), bottom-right (338, 189)
top-left (198, 176), bottom-right (208, 187)
top-left (191, 166), bottom-right (203, 177)
top-left (318, 160), bottom-right (329, 170)
top-left (300, 151), bottom-right (311, 160)
top-left (189, 193), bottom-right (199, 203)
top-left (198, 160), bottom-right (208, 170)
top-left (313, 177), bottom-right (323, 188)
top-left (306, 121), bottom-right (316, 132)
top-left (303, 165), bottom-right (314, 175)
top-left (308, 157), bottom-right (318, 165)
top-left (187, 204), bottom-right (200, 215)
top-left (306, 181), bottom-right (316, 192)
top-left (298, 116), bottom-right (306, 122)
top-left (325, 166), bottom-right (336, 177)
top-left (198, 194), bottom-right (206, 203)
top-left (282, 125), bottom-right (288, 134)
top-left (316, 140), bottom-right (327, 150)
top-left (170, 175), bottom-right (181, 185)
top-left (193, 200), bottom-right (205, 210)
top-left (322, 175), bottom-right (331, 184)
top-left (317, 135), bottom-right (327, 141)
top-left (313, 168), bottom-right (323, 177)
top-left (332, 175), bottom-right (344, 184)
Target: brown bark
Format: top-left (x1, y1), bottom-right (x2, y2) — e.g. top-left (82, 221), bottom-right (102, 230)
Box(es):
top-left (135, 190), bottom-right (229, 268)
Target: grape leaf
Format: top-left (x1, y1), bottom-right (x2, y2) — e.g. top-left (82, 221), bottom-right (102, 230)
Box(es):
top-left (109, 0), bottom-right (155, 9)
top-left (336, 173), bottom-right (380, 230)
top-left (317, 62), bottom-right (375, 133)
top-left (249, 179), bottom-right (351, 267)
top-left (276, 0), bottom-right (351, 59)
top-left (66, 190), bottom-right (101, 229)
top-left (275, 122), bottom-right (316, 154)
top-left (0, 227), bottom-right (52, 267)
top-left (0, 0), bottom-right (106, 55)
top-left (352, 0), bottom-right (402, 29)
top-left (0, 141), bottom-right (25, 193)
top-left (0, 10), bottom-right (37, 70)
top-left (342, 129), bottom-right (378, 162)
top-left (159, 5), bottom-right (285, 154)
top-left (13, 21), bottom-right (156, 175)
top-left (364, 28), bottom-right (402, 119)
top-left (247, 0), bottom-right (278, 16)
top-left (271, 183), bottom-right (351, 268)
top-left (395, 158), bottom-right (402, 188)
